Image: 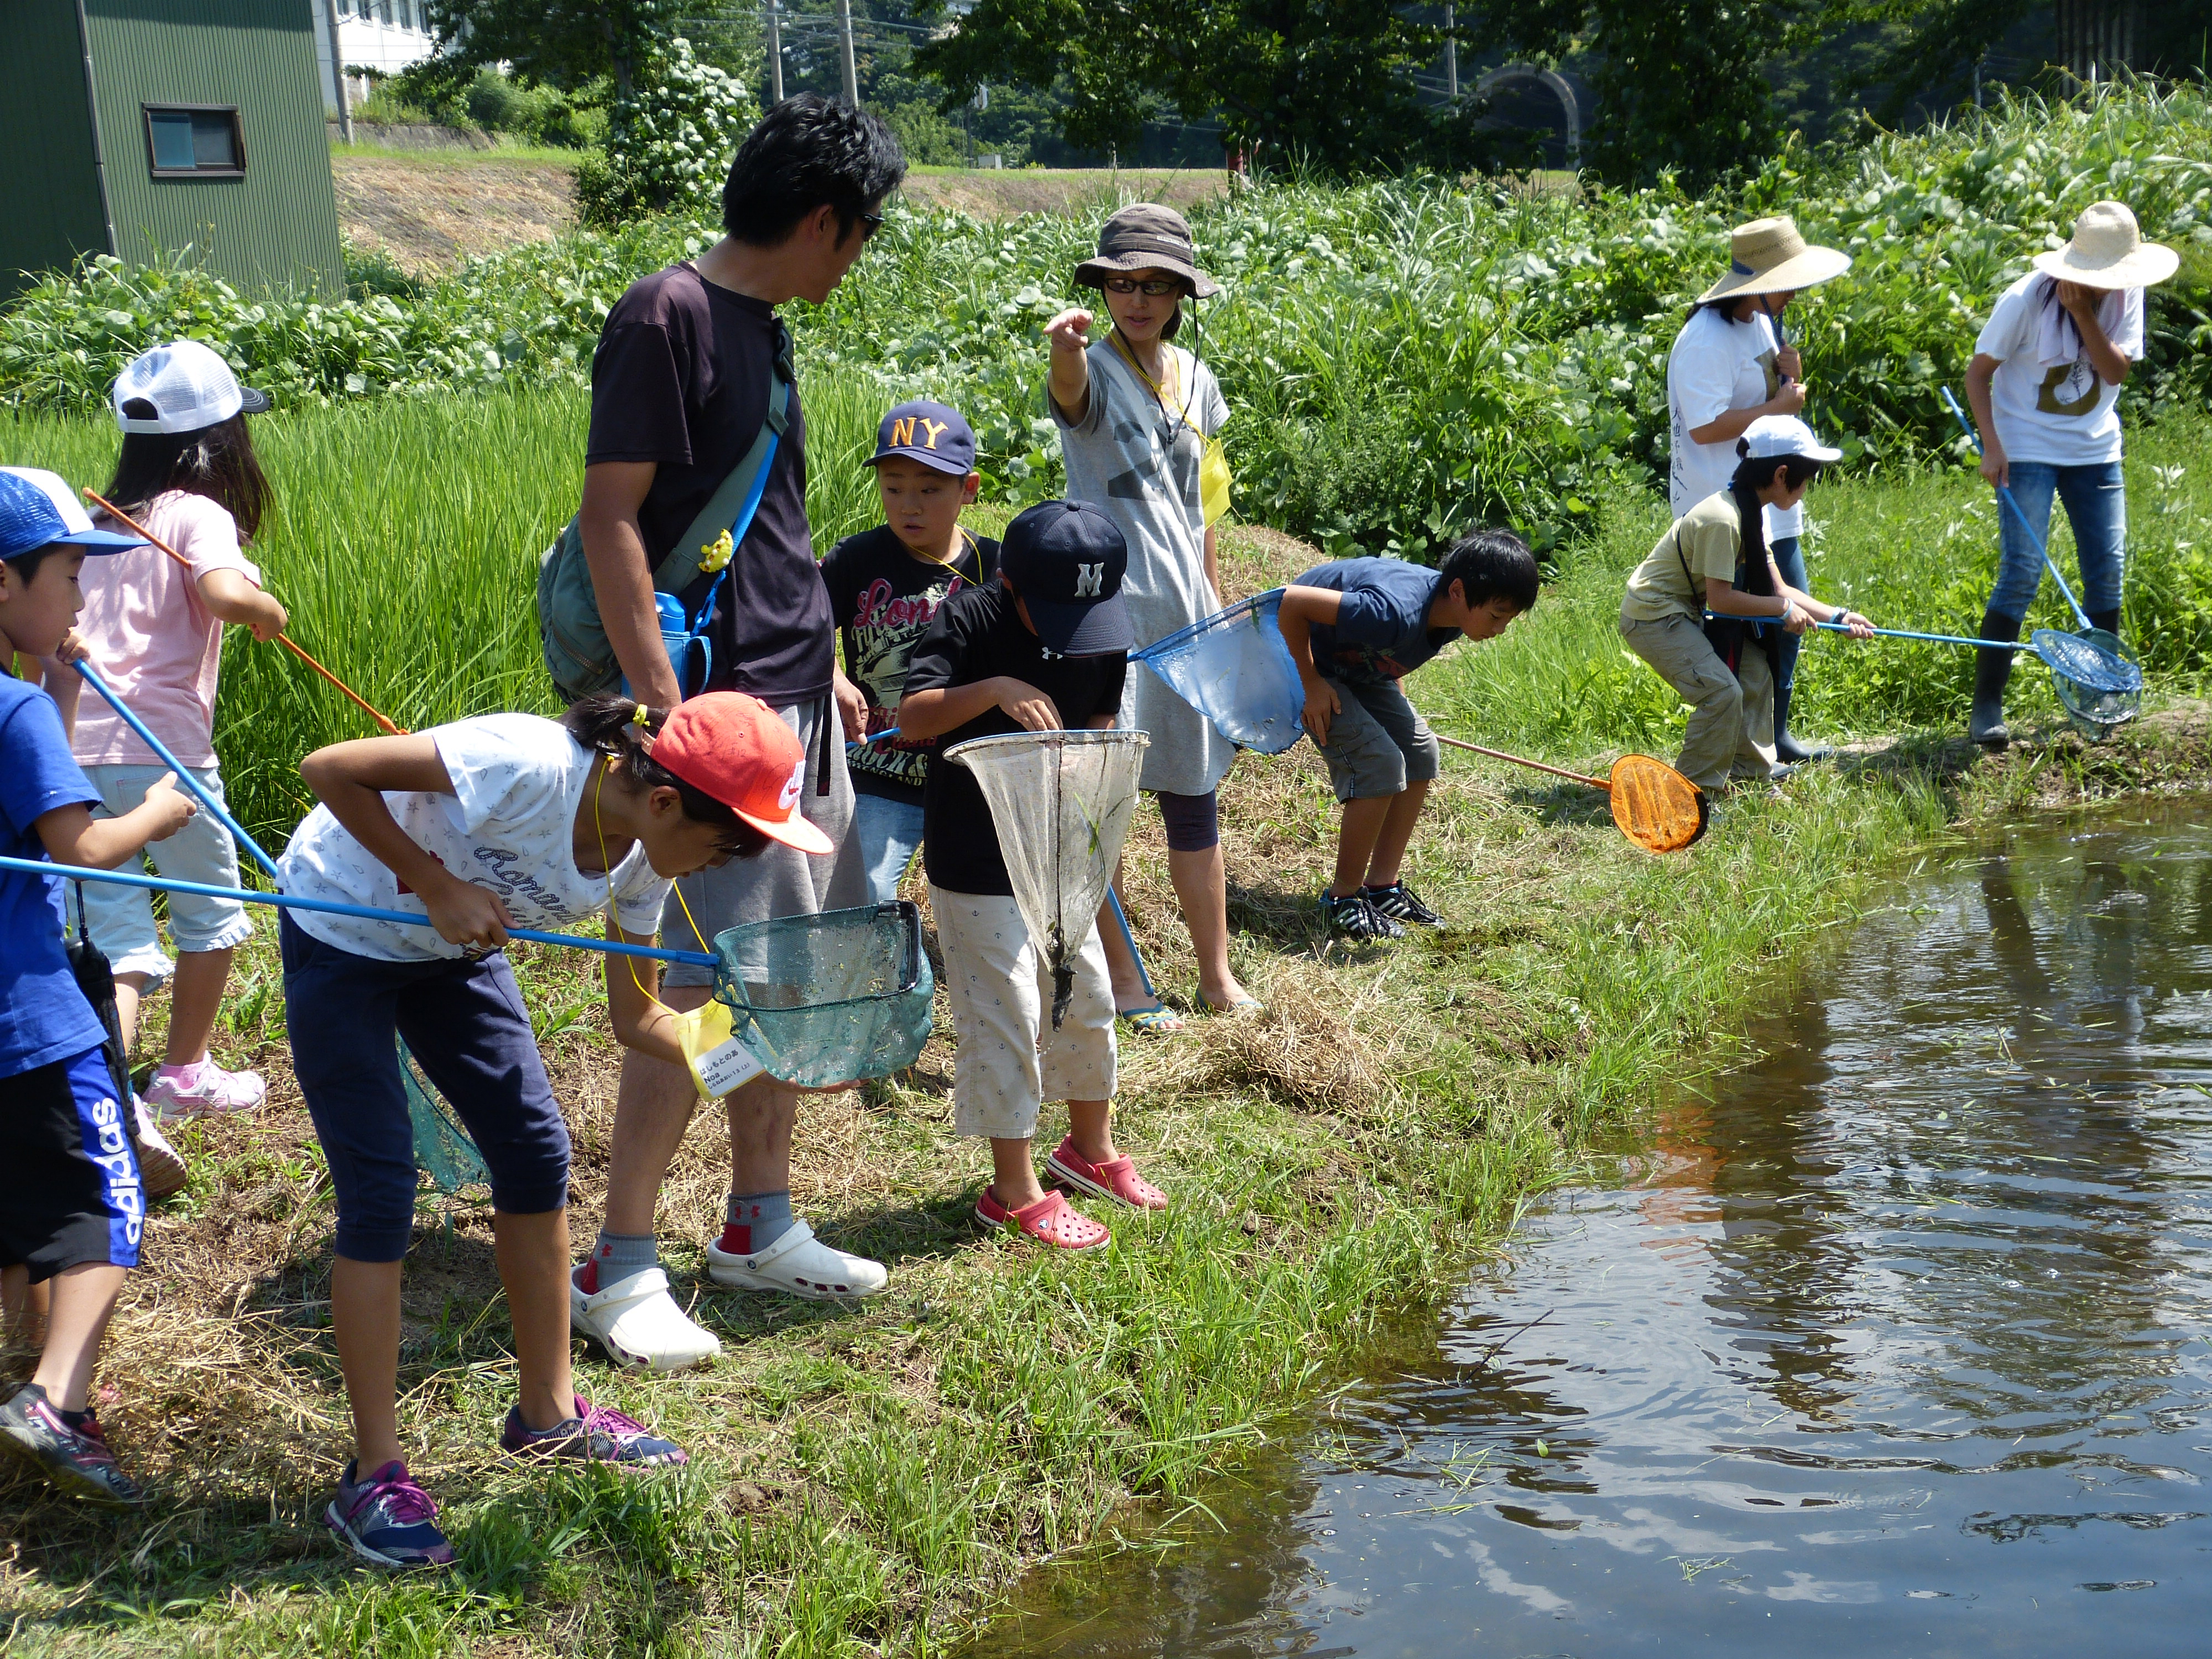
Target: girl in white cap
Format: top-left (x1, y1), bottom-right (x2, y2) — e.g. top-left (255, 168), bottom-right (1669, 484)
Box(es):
top-left (1668, 217), bottom-right (1851, 765)
top-left (71, 341), bottom-right (289, 1120)
top-left (1963, 201), bottom-right (2177, 748)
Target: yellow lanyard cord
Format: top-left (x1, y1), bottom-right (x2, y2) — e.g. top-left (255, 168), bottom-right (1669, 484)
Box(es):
top-left (593, 757), bottom-right (713, 1012)
top-left (1110, 330), bottom-right (1191, 438)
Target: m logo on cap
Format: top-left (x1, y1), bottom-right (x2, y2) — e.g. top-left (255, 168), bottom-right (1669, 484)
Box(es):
top-left (779, 758), bottom-right (804, 811)
top-left (1073, 562), bottom-right (1104, 597)
top-left (889, 416), bottom-right (951, 451)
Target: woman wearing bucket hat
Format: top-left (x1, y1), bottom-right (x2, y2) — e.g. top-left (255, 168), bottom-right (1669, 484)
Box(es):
top-left (1668, 217), bottom-right (1851, 764)
top-left (1961, 200), bottom-right (2177, 748)
top-left (1044, 204), bottom-right (1257, 1032)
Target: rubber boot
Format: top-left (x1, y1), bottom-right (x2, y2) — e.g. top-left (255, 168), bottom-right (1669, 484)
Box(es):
top-left (2088, 607), bottom-right (2121, 640)
top-left (1771, 680), bottom-right (1829, 765)
top-left (1970, 608), bottom-right (2021, 749)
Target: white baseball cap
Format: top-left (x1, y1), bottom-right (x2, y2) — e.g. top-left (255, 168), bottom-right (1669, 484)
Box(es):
top-left (110, 340), bottom-right (271, 435)
top-left (1739, 414), bottom-right (1841, 465)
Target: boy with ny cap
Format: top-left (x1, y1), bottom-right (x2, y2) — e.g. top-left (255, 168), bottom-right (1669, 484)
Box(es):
top-left (896, 500), bottom-right (1167, 1250)
top-left (822, 399), bottom-right (999, 904)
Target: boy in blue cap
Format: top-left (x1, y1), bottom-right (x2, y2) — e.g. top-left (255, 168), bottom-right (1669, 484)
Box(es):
top-left (898, 500), bottom-right (1165, 1250)
top-left (823, 399), bottom-right (999, 903)
top-left (0, 469), bottom-right (197, 1506)
top-left (1277, 529), bottom-right (1541, 941)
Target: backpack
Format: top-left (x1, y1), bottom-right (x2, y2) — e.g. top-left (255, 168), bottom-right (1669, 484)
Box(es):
top-left (537, 363), bottom-right (792, 704)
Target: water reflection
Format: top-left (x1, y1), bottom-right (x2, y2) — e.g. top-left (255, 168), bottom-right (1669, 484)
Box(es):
top-left (975, 800), bottom-right (2212, 1657)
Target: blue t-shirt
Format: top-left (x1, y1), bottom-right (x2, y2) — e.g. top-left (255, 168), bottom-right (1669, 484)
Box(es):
top-left (0, 674), bottom-right (105, 1080)
top-left (1294, 557), bottom-right (1460, 681)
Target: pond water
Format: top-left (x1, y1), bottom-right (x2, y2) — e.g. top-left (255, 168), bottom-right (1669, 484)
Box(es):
top-left (978, 798), bottom-right (2212, 1657)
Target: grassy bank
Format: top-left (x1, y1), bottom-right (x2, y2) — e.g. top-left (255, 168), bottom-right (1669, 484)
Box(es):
top-left (4, 398), bottom-right (2210, 1651)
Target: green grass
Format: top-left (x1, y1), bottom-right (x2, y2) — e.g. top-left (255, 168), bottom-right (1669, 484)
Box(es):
top-left (2, 399), bottom-right (2209, 1653)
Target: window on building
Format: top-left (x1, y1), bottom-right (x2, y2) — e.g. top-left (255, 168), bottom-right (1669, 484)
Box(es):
top-left (144, 106), bottom-right (246, 178)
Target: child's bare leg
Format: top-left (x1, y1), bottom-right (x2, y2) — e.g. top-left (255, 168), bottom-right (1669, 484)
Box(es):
top-left (30, 1263), bottom-right (127, 1412)
top-left (1096, 860), bottom-right (1151, 1011)
top-left (495, 1208), bottom-right (576, 1432)
top-left (330, 1255), bottom-right (405, 1471)
top-left (1065, 1099), bottom-right (1117, 1167)
top-left (4, 1266), bottom-right (49, 1349)
top-left (1361, 779), bottom-right (1431, 888)
top-left (989, 1137), bottom-right (1046, 1211)
top-left (1329, 795), bottom-right (1395, 897)
top-left (164, 948), bottom-right (236, 1066)
top-left (114, 971), bottom-right (153, 1053)
top-left (1167, 846), bottom-right (1253, 1011)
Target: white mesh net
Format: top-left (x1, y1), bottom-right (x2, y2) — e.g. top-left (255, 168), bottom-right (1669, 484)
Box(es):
top-left (946, 729), bottom-right (1150, 1025)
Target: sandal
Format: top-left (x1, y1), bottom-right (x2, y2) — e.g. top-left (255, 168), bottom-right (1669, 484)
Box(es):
top-left (975, 1186), bottom-right (1110, 1249)
top-left (1118, 1002), bottom-right (1187, 1037)
top-left (705, 1219), bottom-right (888, 1302)
top-left (1047, 1138), bottom-right (1167, 1211)
top-left (1196, 983), bottom-right (1265, 1018)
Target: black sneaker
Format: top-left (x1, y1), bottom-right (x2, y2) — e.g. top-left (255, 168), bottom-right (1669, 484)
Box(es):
top-left (1363, 880), bottom-right (1443, 928)
top-left (0, 1383), bottom-right (145, 1507)
top-left (1321, 890), bottom-right (1404, 941)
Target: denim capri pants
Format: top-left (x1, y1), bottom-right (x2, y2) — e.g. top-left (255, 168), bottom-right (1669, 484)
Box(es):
top-left (71, 763), bottom-right (253, 982)
top-left (279, 913), bottom-right (572, 1262)
top-left (1989, 460), bottom-right (2126, 621)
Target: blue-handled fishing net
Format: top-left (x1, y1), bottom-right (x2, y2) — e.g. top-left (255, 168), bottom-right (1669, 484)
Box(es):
top-left (400, 1037), bottom-right (491, 1193)
top-left (709, 900), bottom-right (934, 1088)
top-left (2045, 627), bottom-right (2142, 738)
top-left (1134, 589), bottom-right (1306, 754)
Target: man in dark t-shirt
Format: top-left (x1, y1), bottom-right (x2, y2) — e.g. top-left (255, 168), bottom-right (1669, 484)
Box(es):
top-left (568, 96), bottom-right (907, 1373)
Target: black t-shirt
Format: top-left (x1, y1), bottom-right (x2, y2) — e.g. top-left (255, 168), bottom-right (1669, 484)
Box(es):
top-left (903, 583), bottom-right (1128, 896)
top-left (585, 261), bottom-right (832, 707)
top-left (820, 525), bottom-right (1000, 805)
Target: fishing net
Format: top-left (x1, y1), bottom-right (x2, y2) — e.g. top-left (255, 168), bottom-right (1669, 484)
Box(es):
top-left (400, 1037), bottom-right (490, 1193)
top-left (2045, 627), bottom-right (2142, 738)
top-left (1133, 589), bottom-right (1306, 754)
top-left (709, 901), bottom-right (933, 1087)
top-left (946, 729), bottom-right (1150, 1025)
top-left (1605, 755), bottom-right (1710, 854)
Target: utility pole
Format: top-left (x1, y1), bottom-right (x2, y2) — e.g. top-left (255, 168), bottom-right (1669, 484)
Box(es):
top-left (1445, 3), bottom-right (1458, 102)
top-left (837, 0), bottom-right (859, 107)
top-left (324, 0), bottom-right (353, 143)
top-left (766, 0), bottom-right (784, 103)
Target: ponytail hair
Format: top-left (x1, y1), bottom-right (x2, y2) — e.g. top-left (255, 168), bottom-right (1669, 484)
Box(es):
top-left (1725, 450), bottom-right (1820, 594)
top-left (105, 408), bottom-right (272, 542)
top-left (562, 693), bottom-right (772, 858)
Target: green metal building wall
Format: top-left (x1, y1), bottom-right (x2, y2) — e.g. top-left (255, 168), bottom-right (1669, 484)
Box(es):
top-left (0, 0), bottom-right (344, 302)
top-left (86, 0), bottom-right (345, 299)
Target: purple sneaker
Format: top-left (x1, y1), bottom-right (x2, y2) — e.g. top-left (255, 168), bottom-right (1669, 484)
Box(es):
top-left (500, 1394), bottom-right (688, 1467)
top-left (324, 1458), bottom-right (455, 1569)
top-left (0, 1383), bottom-right (145, 1507)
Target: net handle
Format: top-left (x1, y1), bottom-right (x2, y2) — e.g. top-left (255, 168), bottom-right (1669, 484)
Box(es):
top-left (1437, 732), bottom-right (1609, 790)
top-left (1938, 389), bottom-right (2098, 633)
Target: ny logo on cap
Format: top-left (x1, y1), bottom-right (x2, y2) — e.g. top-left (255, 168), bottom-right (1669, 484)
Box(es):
top-left (1073, 562), bottom-right (1104, 597)
top-left (890, 416), bottom-right (950, 451)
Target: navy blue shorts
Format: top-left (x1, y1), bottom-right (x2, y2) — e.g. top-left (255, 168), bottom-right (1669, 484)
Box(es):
top-left (0, 1044), bottom-right (144, 1280)
top-left (279, 913), bottom-right (572, 1262)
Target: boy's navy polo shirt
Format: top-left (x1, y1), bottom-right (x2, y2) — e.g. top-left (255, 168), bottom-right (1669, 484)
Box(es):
top-left (1294, 556), bottom-right (1460, 681)
top-left (0, 675), bottom-right (105, 1079)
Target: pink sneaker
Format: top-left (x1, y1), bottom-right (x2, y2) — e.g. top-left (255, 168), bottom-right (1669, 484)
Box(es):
top-left (145, 1059), bottom-right (265, 1120)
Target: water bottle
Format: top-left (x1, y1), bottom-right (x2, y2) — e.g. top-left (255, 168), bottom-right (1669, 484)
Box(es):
top-left (620, 593), bottom-right (711, 701)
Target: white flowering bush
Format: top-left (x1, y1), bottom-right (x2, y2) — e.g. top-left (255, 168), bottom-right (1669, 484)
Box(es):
top-left (576, 36), bottom-right (756, 228)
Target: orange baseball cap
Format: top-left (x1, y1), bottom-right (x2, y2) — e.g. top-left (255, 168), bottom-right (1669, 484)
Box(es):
top-left (652, 693), bottom-right (836, 856)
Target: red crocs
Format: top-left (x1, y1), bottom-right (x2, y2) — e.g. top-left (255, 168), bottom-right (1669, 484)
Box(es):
top-left (976, 1186), bottom-right (1111, 1249)
top-left (1046, 1138), bottom-right (1167, 1211)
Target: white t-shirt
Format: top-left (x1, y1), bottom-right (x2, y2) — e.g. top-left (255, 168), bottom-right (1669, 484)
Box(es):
top-left (279, 714), bottom-right (670, 963)
top-left (1975, 272), bottom-right (2145, 466)
top-left (1667, 305), bottom-right (1802, 541)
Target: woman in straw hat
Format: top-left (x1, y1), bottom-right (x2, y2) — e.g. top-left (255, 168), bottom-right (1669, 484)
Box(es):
top-left (1043, 204), bottom-right (1259, 1034)
top-left (1961, 200), bottom-right (2177, 748)
top-left (1668, 217), bottom-right (1851, 765)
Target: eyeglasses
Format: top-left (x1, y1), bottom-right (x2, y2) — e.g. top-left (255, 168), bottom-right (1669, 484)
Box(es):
top-left (1102, 276), bottom-right (1183, 297)
top-left (858, 210), bottom-right (885, 241)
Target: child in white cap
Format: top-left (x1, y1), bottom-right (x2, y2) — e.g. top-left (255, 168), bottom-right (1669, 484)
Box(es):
top-left (69, 341), bottom-right (289, 1119)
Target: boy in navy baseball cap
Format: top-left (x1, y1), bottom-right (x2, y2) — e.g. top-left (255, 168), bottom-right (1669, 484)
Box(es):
top-left (823, 398), bottom-right (1001, 904)
top-left (895, 499), bottom-right (1156, 1251)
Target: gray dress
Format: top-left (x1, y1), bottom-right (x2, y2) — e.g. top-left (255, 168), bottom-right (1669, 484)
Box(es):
top-left (1053, 340), bottom-right (1236, 797)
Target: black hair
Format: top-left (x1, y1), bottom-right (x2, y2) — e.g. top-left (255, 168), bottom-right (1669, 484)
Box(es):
top-left (1439, 526), bottom-right (1540, 612)
top-left (1723, 451), bottom-right (1820, 585)
top-left (105, 408), bottom-right (272, 542)
top-left (1, 544), bottom-right (68, 586)
top-left (1731, 451), bottom-right (1823, 497)
top-left (721, 94), bottom-right (907, 249)
top-left (561, 693), bottom-right (773, 859)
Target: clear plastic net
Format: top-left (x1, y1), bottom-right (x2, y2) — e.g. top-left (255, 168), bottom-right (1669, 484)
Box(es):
top-left (2043, 627), bottom-right (2142, 737)
top-left (400, 1037), bottom-right (490, 1194)
top-left (946, 729), bottom-right (1150, 1025)
top-left (1133, 589), bottom-right (1306, 754)
top-left (711, 901), bottom-right (934, 1087)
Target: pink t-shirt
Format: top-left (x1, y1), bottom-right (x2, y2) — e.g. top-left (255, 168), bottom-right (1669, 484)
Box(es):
top-left (71, 492), bottom-right (262, 769)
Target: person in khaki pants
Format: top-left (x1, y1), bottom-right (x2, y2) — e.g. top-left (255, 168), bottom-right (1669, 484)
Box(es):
top-left (1621, 416), bottom-right (1873, 792)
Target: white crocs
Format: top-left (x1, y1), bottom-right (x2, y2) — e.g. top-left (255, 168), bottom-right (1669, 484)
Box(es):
top-left (568, 1265), bottom-right (722, 1373)
top-left (705, 1219), bottom-right (888, 1303)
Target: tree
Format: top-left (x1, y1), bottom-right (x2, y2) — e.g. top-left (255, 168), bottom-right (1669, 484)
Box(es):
top-left (915, 0), bottom-right (1474, 174)
top-left (420, 0), bottom-right (751, 97)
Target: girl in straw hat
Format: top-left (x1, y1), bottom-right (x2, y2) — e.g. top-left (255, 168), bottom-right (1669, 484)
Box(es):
top-left (1962, 200), bottom-right (2177, 748)
top-left (1668, 217), bottom-right (1851, 765)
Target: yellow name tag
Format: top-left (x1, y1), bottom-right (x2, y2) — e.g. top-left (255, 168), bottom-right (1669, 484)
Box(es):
top-left (670, 999), bottom-right (764, 1099)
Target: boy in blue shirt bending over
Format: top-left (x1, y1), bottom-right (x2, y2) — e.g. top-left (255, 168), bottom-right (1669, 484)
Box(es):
top-left (0, 471), bottom-right (196, 1505)
top-left (1276, 529), bottom-right (1539, 941)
